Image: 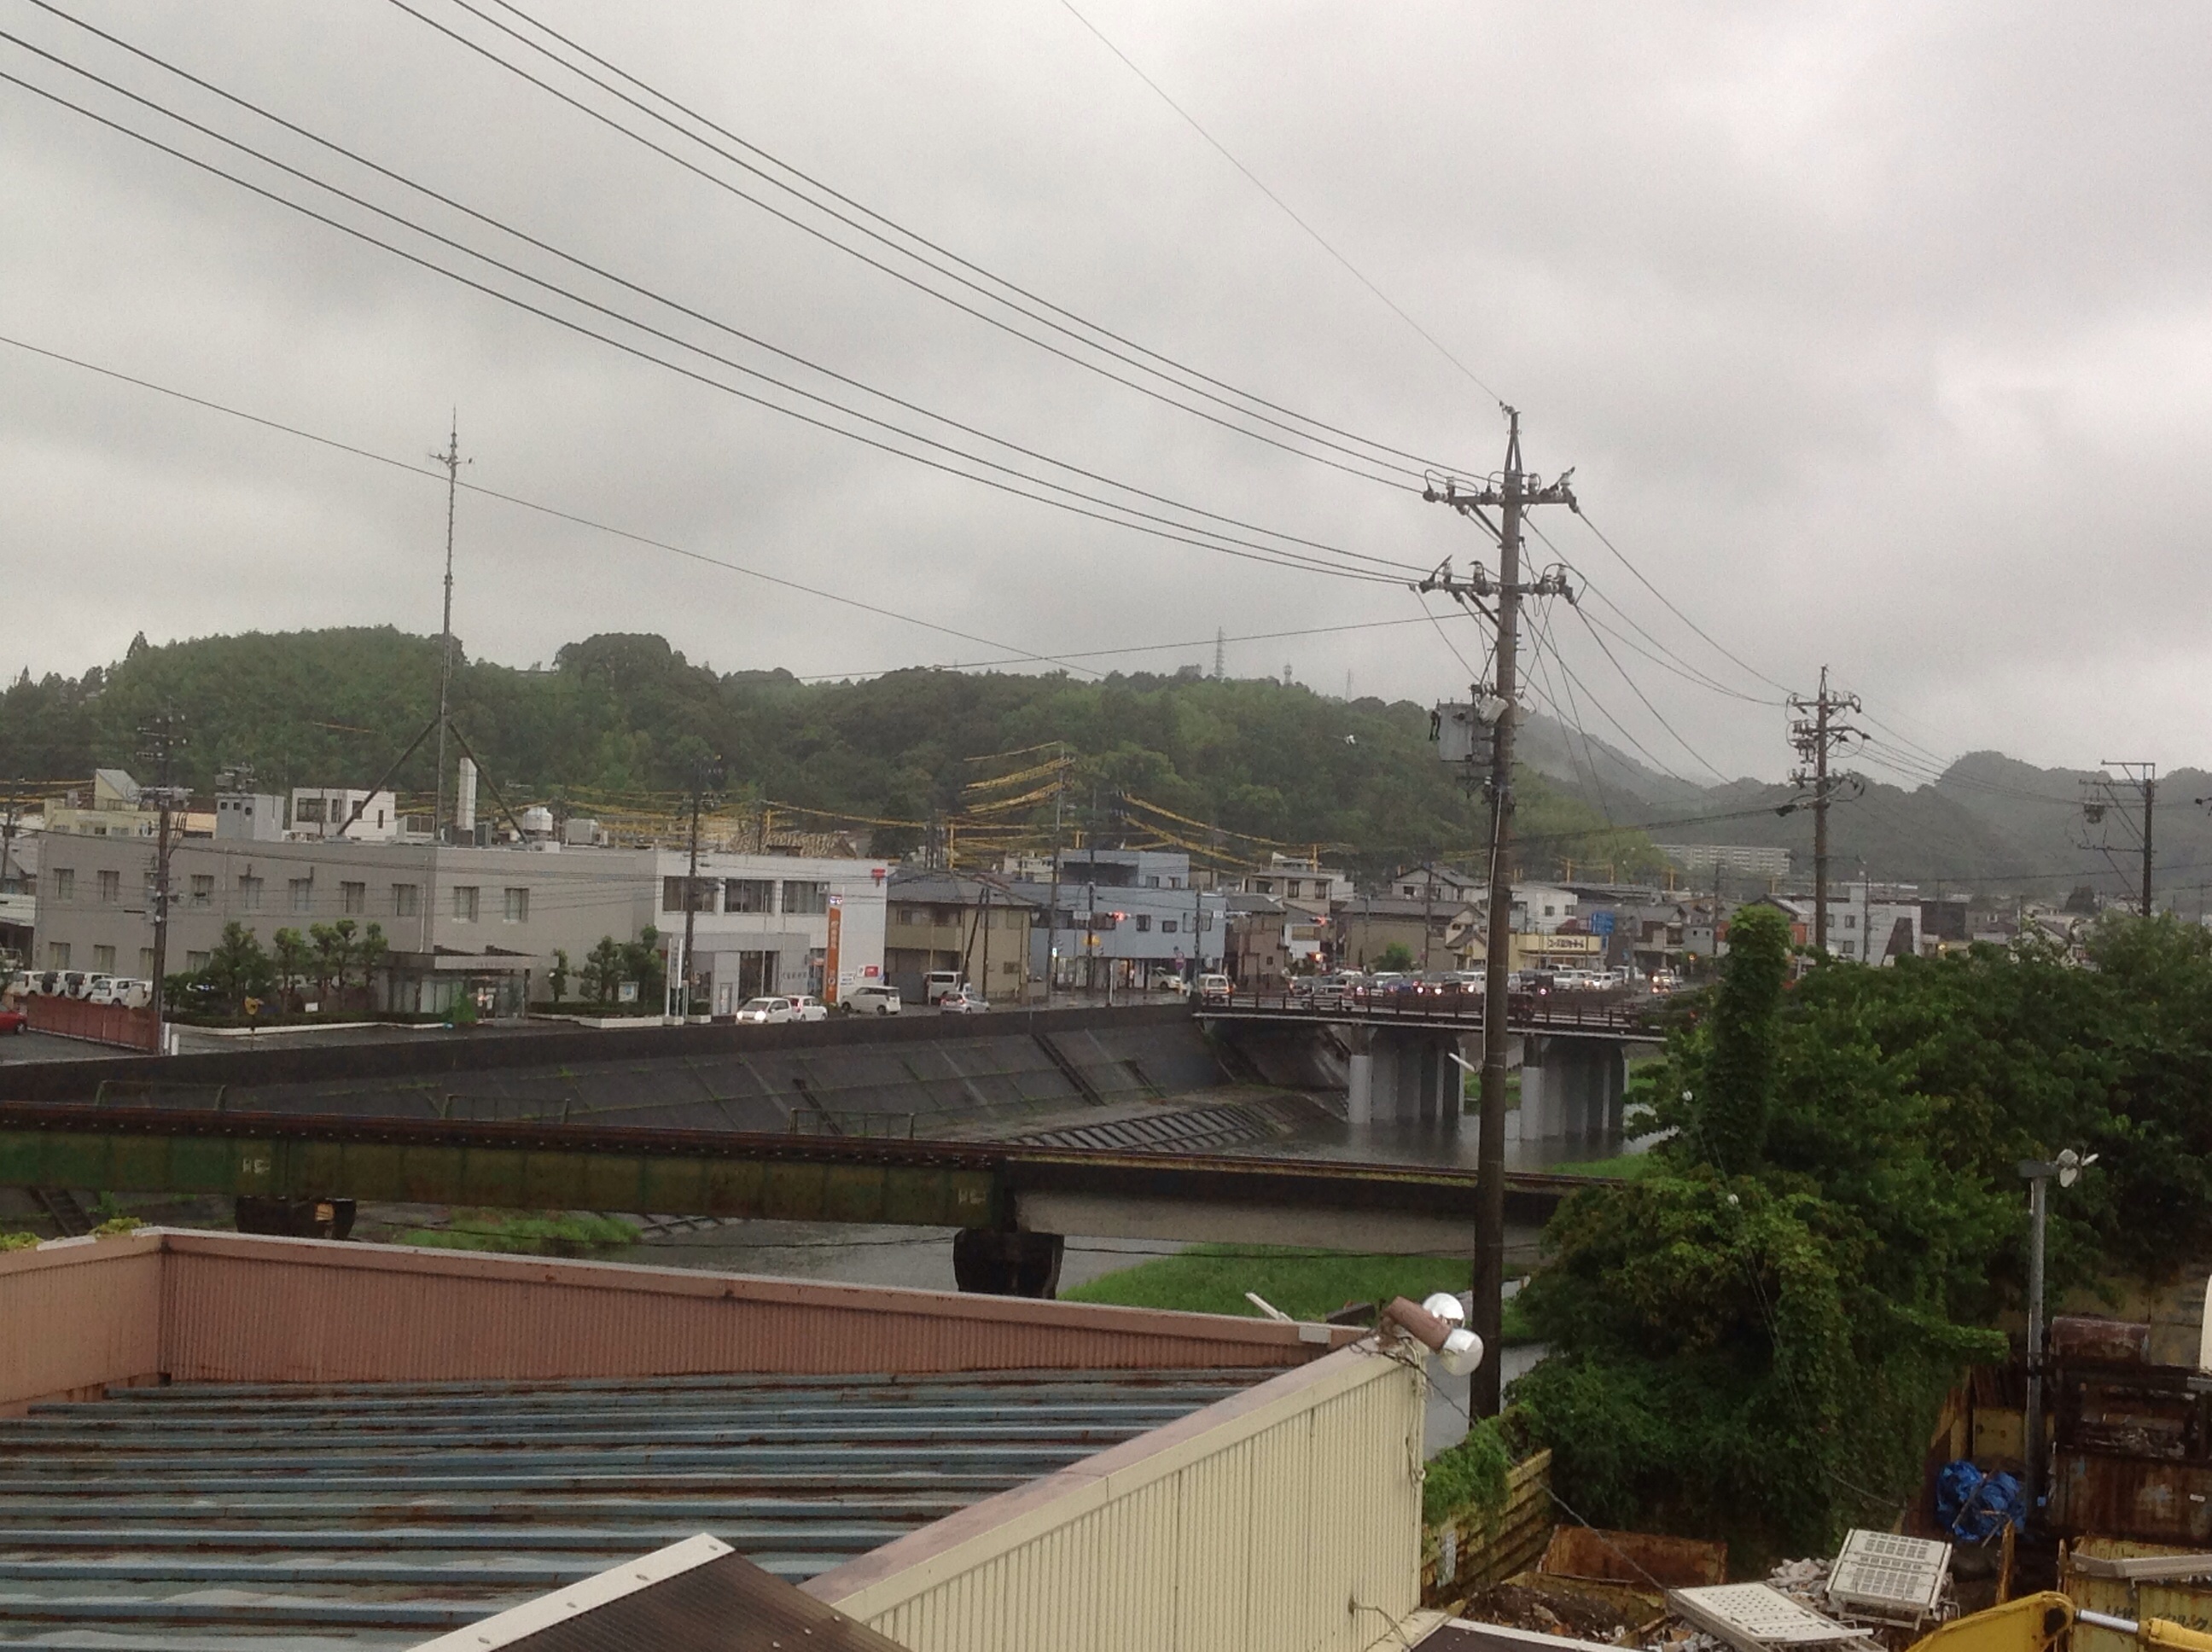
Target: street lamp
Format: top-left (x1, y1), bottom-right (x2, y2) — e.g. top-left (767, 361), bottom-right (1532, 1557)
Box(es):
top-left (2019, 1148), bottom-right (2097, 1514)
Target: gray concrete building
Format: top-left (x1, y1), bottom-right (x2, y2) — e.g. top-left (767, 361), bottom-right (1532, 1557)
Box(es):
top-left (32, 833), bottom-right (887, 1015)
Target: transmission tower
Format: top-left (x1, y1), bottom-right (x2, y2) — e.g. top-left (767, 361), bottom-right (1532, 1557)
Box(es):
top-left (1788, 668), bottom-right (1861, 955)
top-left (2081, 763), bottom-right (2155, 916)
top-left (1418, 406), bottom-right (1576, 1418)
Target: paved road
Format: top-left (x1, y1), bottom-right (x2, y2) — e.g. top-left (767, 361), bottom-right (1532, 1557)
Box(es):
top-left (0, 1029), bottom-right (125, 1065)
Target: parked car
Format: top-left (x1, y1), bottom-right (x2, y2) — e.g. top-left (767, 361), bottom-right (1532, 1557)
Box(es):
top-left (938, 990), bottom-right (989, 1015)
top-left (733, 996), bottom-right (795, 1025)
top-left (59, 971), bottom-right (92, 1001)
top-left (88, 976), bottom-right (137, 1006)
top-left (28, 971), bottom-right (59, 997)
top-left (0, 1007), bottom-right (25, 1034)
top-left (842, 984), bottom-right (903, 1016)
top-left (922, 970), bottom-right (965, 1005)
top-left (784, 995), bottom-right (830, 1023)
top-left (1196, 972), bottom-right (1233, 1004)
top-left (110, 979), bottom-right (154, 1009)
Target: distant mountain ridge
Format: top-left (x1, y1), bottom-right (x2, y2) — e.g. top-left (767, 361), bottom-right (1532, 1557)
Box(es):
top-left (1515, 713), bottom-right (2212, 904)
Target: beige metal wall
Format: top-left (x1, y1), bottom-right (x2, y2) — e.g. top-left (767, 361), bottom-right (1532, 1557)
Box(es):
top-left (808, 1344), bottom-right (1426, 1652)
top-left (0, 1235), bottom-right (164, 1412)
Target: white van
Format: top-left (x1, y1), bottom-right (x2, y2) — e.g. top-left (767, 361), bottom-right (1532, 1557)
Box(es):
top-left (1196, 973), bottom-right (1233, 1004)
top-left (923, 971), bottom-right (964, 1005)
top-left (843, 984), bottom-right (903, 1016)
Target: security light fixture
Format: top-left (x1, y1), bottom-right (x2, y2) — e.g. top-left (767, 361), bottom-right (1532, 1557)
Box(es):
top-left (1382, 1294), bottom-right (1485, 1377)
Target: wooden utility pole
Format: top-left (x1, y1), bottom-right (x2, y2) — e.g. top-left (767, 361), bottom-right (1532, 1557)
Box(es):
top-left (137, 713), bottom-right (186, 1046)
top-left (1420, 408), bottom-right (1576, 1417)
top-left (1789, 667), bottom-right (1860, 956)
top-left (2087, 763), bottom-right (2156, 915)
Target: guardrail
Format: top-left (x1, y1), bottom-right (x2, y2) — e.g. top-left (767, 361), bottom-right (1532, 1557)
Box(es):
top-left (1194, 988), bottom-right (1662, 1033)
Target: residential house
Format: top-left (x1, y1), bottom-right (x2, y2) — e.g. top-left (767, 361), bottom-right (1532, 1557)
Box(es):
top-left (882, 870), bottom-right (1037, 1003)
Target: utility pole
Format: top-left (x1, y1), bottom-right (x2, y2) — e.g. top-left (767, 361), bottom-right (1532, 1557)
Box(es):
top-left (426, 415), bottom-right (468, 959)
top-left (679, 758), bottom-right (719, 1019)
top-left (1420, 407), bottom-right (1576, 1418)
top-left (1214, 628), bottom-right (1225, 680)
top-left (137, 713), bottom-right (186, 1048)
top-left (1788, 667), bottom-right (1861, 956)
top-left (1045, 754), bottom-right (1065, 1006)
top-left (2085, 763), bottom-right (2156, 916)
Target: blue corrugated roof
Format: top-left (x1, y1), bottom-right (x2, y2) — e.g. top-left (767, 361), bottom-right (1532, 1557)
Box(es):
top-left (0, 1368), bottom-right (1269, 1649)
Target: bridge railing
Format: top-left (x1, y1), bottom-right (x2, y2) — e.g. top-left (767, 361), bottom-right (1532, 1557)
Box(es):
top-left (1196, 987), bottom-right (1656, 1032)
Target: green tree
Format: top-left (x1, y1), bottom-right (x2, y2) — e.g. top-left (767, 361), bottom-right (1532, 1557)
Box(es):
top-left (582, 936), bottom-right (622, 1004)
top-left (201, 922), bottom-right (274, 1015)
top-left (1690, 903), bottom-right (1790, 1172)
top-left (306, 922), bottom-right (345, 1004)
top-left (620, 925), bottom-right (665, 1010)
top-left (1374, 942), bottom-right (1415, 973)
top-left (271, 928), bottom-right (309, 1012)
top-left (353, 922), bottom-right (388, 1009)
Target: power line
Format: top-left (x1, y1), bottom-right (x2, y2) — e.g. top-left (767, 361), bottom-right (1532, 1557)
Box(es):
top-left (0, 330), bottom-right (1115, 676)
top-left (396, 0), bottom-right (1471, 485)
top-left (1566, 602), bottom-right (1733, 784)
top-left (1575, 508), bottom-right (1794, 696)
top-left (1057, 0), bottom-right (1505, 404)
top-left (0, 32), bottom-right (1414, 590)
top-left (795, 615), bottom-right (1436, 683)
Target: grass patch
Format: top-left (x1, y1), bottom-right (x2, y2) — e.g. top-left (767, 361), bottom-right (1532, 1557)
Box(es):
top-left (399, 1209), bottom-right (638, 1258)
top-left (1067, 1243), bottom-right (1468, 1323)
top-left (0, 1230), bottom-right (38, 1251)
top-left (1547, 1151), bottom-right (1656, 1178)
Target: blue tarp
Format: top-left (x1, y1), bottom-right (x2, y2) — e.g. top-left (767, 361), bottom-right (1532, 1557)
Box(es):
top-left (1937, 1458), bottom-right (2028, 1540)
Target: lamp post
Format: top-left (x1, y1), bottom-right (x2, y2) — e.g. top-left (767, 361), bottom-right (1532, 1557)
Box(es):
top-left (2019, 1147), bottom-right (2097, 1515)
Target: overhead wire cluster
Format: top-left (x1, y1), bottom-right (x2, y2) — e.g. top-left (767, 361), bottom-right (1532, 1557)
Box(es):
top-left (0, 0), bottom-right (1446, 591)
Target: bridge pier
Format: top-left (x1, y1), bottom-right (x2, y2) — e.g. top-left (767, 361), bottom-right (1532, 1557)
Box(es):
top-left (952, 1229), bottom-right (1066, 1298)
top-left (1517, 1037), bottom-right (1625, 1142)
top-left (1344, 1027), bottom-right (1463, 1126)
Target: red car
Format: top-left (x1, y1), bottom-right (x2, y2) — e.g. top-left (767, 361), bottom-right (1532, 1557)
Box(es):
top-left (0, 1009), bottom-right (26, 1034)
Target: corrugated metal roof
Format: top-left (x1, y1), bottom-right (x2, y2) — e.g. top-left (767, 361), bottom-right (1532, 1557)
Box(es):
top-left (0, 1366), bottom-right (1270, 1650)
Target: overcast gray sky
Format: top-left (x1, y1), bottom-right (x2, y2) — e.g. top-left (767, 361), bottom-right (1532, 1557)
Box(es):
top-left (2, 0), bottom-right (2205, 782)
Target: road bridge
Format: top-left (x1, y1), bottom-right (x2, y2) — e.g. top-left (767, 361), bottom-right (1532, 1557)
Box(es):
top-left (1199, 992), bottom-right (1667, 1141)
top-left (0, 1102), bottom-right (1597, 1295)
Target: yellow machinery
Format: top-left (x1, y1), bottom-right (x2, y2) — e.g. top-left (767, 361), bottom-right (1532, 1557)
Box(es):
top-left (1912, 1593), bottom-right (2212, 1652)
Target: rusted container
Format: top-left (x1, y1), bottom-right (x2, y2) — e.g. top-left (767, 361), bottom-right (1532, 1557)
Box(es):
top-left (1540, 1524), bottom-right (1728, 1588)
top-left (2052, 1318), bottom-right (2156, 1367)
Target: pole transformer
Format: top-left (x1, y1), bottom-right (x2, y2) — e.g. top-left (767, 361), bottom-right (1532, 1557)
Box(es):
top-left (1420, 407), bottom-right (1575, 1418)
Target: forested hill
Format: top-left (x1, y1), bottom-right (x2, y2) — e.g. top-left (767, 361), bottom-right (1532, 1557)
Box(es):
top-left (0, 627), bottom-right (1656, 876)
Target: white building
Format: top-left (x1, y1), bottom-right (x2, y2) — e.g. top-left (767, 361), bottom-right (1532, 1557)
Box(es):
top-left (288, 787), bottom-right (402, 841)
top-left (655, 848), bottom-right (890, 1012)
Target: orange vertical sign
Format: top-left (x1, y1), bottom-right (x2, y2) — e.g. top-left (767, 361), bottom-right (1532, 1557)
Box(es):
top-left (824, 894), bottom-right (842, 1005)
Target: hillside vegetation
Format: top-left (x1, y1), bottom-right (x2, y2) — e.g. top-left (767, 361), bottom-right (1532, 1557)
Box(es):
top-left (0, 627), bottom-right (1657, 877)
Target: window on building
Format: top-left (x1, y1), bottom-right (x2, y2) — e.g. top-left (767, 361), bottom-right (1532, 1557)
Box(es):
top-left (782, 881), bottom-right (830, 915)
top-left (393, 883), bottom-right (420, 917)
top-left (1844, 914), bottom-right (1858, 930)
top-left (451, 885), bottom-right (479, 922)
top-left (1091, 911), bottom-right (1119, 932)
top-left (93, 945), bottom-right (115, 972)
top-left (1161, 919), bottom-right (1179, 934)
top-left (289, 877), bottom-right (313, 914)
top-left (51, 868), bottom-right (73, 901)
top-left (295, 797), bottom-right (326, 823)
top-left (1004, 909), bottom-right (1024, 929)
top-left (341, 881), bottom-right (365, 915)
top-left (189, 874), bottom-right (213, 908)
top-left (504, 887), bottom-right (529, 923)
top-left (1135, 915), bottom-right (1152, 933)
top-left (45, 941), bottom-right (68, 968)
top-left (185, 950), bottom-right (210, 972)
top-left (661, 876), bottom-right (714, 912)
top-left (96, 869), bottom-right (119, 904)
top-left (724, 878), bottom-right (775, 914)
top-left (237, 875), bottom-right (263, 911)
top-left (138, 947), bottom-right (155, 975)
